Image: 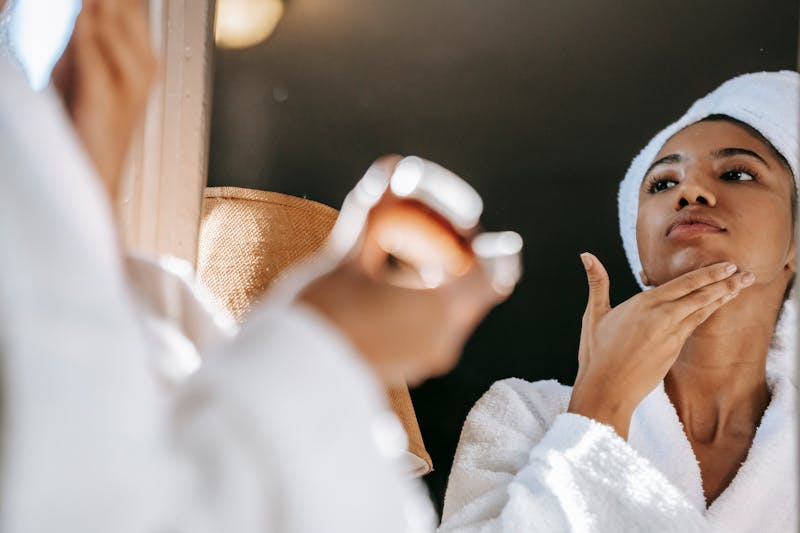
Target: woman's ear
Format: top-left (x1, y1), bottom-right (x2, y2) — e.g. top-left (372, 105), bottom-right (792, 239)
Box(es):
top-left (638, 270), bottom-right (652, 286)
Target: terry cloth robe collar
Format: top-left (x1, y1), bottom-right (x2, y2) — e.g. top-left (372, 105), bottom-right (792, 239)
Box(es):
top-left (629, 371), bottom-right (796, 531)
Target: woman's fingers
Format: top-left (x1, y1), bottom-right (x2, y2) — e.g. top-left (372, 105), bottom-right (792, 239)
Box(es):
top-left (580, 252), bottom-right (611, 316)
top-left (361, 200), bottom-right (473, 289)
top-left (678, 288), bottom-right (742, 337)
top-left (93, 0), bottom-right (155, 89)
top-left (650, 261), bottom-right (738, 302)
top-left (54, 0), bottom-right (156, 197)
top-left (669, 271), bottom-right (754, 322)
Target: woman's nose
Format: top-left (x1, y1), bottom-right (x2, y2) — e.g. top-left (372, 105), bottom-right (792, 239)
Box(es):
top-left (674, 175), bottom-right (717, 210)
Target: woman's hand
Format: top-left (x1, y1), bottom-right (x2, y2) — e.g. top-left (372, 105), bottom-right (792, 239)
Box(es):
top-left (568, 253), bottom-right (755, 439)
top-left (300, 253), bottom-right (505, 386)
top-left (299, 156), bottom-right (510, 386)
top-left (52, 0), bottom-right (157, 202)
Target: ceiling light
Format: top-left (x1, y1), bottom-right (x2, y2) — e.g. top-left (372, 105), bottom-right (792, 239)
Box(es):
top-left (215, 0), bottom-right (285, 50)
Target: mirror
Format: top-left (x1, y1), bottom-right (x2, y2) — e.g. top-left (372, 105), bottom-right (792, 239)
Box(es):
top-left (210, 0), bottom-right (800, 516)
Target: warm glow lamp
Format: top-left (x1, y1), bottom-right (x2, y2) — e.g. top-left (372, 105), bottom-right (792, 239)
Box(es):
top-left (215, 0), bottom-right (285, 49)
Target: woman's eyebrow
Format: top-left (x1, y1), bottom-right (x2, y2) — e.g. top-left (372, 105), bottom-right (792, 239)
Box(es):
top-left (710, 147), bottom-right (770, 168)
top-left (645, 153), bottom-right (682, 175)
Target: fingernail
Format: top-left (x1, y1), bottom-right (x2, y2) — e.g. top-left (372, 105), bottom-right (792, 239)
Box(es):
top-left (741, 272), bottom-right (755, 286)
top-left (580, 253), bottom-right (592, 271)
top-left (725, 263), bottom-right (737, 275)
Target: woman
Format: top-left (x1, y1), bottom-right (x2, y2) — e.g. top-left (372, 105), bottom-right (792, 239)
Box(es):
top-left (438, 70), bottom-right (798, 532)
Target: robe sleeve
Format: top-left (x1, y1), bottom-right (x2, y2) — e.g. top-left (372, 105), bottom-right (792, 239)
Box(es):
top-left (168, 302), bottom-right (420, 533)
top-left (438, 379), bottom-right (705, 533)
top-left (0, 53), bottom-right (427, 533)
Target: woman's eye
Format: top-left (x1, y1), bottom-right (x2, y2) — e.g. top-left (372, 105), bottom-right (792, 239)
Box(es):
top-left (721, 169), bottom-right (755, 181)
top-left (649, 179), bottom-right (677, 193)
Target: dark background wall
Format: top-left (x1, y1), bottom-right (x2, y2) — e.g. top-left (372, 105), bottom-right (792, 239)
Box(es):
top-left (208, 0), bottom-right (799, 514)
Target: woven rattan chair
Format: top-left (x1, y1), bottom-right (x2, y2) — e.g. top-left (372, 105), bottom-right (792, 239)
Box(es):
top-left (196, 187), bottom-right (432, 476)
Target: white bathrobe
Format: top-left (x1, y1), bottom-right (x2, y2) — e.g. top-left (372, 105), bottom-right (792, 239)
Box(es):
top-left (0, 54), bottom-right (433, 533)
top-left (439, 360), bottom-right (796, 532)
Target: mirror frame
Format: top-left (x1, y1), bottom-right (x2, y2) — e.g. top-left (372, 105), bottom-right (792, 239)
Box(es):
top-left (119, 0), bottom-right (216, 266)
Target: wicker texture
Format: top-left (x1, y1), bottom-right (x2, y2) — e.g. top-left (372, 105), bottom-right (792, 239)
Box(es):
top-left (197, 188), bottom-right (337, 320)
top-left (196, 187), bottom-right (432, 474)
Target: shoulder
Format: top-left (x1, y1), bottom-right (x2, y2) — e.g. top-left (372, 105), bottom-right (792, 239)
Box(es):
top-left (442, 378), bottom-right (573, 521)
top-left (484, 377), bottom-right (573, 413)
top-left (457, 378), bottom-right (572, 451)
top-left (471, 378), bottom-right (572, 426)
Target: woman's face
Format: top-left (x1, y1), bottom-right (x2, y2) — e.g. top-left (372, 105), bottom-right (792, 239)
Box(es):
top-left (636, 120), bottom-right (796, 289)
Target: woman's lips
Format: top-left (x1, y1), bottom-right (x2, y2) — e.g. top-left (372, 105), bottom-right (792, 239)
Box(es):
top-left (667, 222), bottom-right (725, 239)
top-left (666, 211), bottom-right (725, 240)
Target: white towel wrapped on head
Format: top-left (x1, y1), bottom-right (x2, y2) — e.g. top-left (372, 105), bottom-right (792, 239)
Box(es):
top-left (618, 70), bottom-right (800, 288)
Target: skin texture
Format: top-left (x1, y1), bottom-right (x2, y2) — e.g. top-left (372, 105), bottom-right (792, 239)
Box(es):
top-left (569, 120), bottom-right (796, 505)
top-left (52, 0), bottom-right (157, 203)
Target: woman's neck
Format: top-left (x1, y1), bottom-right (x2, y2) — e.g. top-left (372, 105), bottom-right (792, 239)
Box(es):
top-left (664, 290), bottom-right (780, 442)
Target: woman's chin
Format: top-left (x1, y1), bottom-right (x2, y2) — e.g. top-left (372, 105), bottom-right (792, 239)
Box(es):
top-left (649, 252), bottom-right (733, 286)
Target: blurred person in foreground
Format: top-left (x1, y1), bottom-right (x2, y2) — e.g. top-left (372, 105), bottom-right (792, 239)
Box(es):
top-left (0, 1), bottom-right (509, 532)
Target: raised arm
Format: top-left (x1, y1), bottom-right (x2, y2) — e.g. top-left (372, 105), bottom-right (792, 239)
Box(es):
top-left (439, 254), bottom-right (756, 532)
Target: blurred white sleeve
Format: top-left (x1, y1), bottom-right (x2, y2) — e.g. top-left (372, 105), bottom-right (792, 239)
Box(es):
top-left (0, 54), bottom-right (176, 533)
top-left (0, 53), bottom-right (431, 533)
top-left (171, 303), bottom-right (417, 533)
